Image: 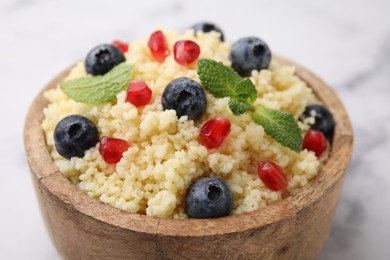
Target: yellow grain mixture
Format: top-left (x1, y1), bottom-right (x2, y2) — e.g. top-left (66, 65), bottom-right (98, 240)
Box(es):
top-left (42, 29), bottom-right (320, 218)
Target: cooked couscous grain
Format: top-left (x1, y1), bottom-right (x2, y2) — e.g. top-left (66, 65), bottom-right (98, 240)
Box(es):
top-left (42, 29), bottom-right (320, 218)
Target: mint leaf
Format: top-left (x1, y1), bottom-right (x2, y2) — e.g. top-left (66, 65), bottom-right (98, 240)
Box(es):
top-left (198, 59), bottom-right (241, 98)
top-left (197, 59), bottom-right (257, 115)
top-left (197, 58), bottom-right (302, 153)
top-left (228, 99), bottom-right (253, 115)
top-left (252, 105), bottom-right (303, 152)
top-left (234, 79), bottom-right (257, 104)
top-left (60, 63), bottom-right (134, 105)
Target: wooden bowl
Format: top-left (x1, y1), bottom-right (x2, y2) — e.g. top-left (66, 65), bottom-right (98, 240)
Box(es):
top-left (24, 56), bottom-right (353, 260)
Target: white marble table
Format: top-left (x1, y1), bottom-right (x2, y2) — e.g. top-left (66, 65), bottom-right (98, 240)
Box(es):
top-left (1, 0), bottom-right (389, 259)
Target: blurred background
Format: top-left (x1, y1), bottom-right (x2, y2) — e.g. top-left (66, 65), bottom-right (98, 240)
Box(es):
top-left (0, 0), bottom-right (389, 259)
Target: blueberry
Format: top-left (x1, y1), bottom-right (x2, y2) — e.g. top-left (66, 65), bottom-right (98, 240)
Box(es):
top-left (186, 177), bottom-right (232, 218)
top-left (54, 115), bottom-right (99, 159)
top-left (229, 37), bottom-right (271, 77)
top-left (85, 44), bottom-right (125, 75)
top-left (162, 77), bottom-right (206, 120)
top-left (190, 22), bottom-right (225, 41)
top-left (301, 104), bottom-right (335, 143)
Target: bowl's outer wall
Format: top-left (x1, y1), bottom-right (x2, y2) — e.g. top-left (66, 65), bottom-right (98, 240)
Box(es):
top-left (24, 56), bottom-right (353, 260)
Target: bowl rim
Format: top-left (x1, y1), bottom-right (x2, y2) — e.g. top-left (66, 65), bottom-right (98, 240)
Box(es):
top-left (24, 55), bottom-right (353, 237)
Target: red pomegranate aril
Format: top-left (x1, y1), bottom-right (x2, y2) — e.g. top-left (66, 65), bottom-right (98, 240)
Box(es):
top-left (199, 117), bottom-right (231, 149)
top-left (302, 129), bottom-right (329, 157)
top-left (125, 80), bottom-right (152, 107)
top-left (258, 161), bottom-right (288, 191)
top-left (99, 136), bottom-right (129, 164)
top-left (148, 30), bottom-right (170, 62)
top-left (112, 40), bottom-right (128, 53)
top-left (173, 40), bottom-right (200, 66)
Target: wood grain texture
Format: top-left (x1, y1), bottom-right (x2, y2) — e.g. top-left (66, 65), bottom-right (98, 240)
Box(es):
top-left (24, 55), bottom-right (353, 260)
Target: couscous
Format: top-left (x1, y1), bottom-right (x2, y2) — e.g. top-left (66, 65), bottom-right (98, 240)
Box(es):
top-left (41, 25), bottom-right (333, 219)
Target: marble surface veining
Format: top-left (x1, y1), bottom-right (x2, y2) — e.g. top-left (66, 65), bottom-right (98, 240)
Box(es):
top-left (0, 0), bottom-right (389, 259)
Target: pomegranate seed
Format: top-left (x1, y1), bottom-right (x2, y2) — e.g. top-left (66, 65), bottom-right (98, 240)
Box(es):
top-left (148, 30), bottom-right (170, 62)
top-left (173, 40), bottom-right (200, 66)
top-left (258, 161), bottom-right (288, 191)
top-left (302, 129), bottom-right (329, 157)
top-left (125, 80), bottom-right (152, 107)
top-left (199, 117), bottom-right (231, 149)
top-left (112, 40), bottom-right (128, 53)
top-left (99, 136), bottom-right (129, 164)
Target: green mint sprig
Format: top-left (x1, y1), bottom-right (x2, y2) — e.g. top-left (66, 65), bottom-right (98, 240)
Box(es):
top-left (60, 63), bottom-right (134, 105)
top-left (197, 59), bottom-right (302, 152)
top-left (197, 59), bottom-right (256, 115)
top-left (252, 106), bottom-right (302, 152)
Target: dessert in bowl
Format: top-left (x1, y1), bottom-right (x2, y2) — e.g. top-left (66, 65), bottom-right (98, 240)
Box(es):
top-left (24, 23), bottom-right (353, 259)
